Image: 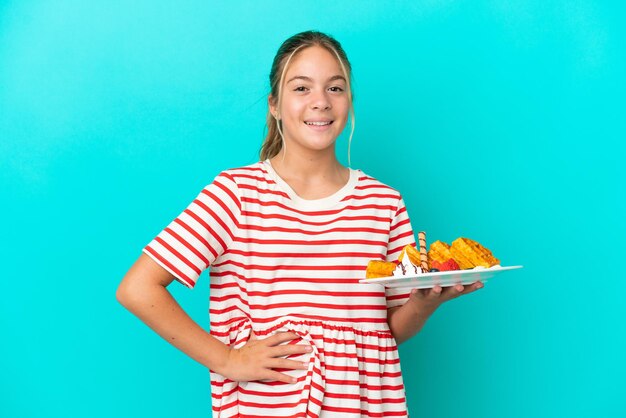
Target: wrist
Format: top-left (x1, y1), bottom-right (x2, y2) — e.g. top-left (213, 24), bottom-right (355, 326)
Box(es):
top-left (212, 345), bottom-right (234, 376)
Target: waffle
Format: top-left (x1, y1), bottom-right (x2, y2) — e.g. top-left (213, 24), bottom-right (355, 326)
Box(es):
top-left (398, 244), bottom-right (421, 266)
top-left (428, 240), bottom-right (454, 266)
top-left (365, 260), bottom-right (397, 279)
top-left (450, 237), bottom-right (500, 269)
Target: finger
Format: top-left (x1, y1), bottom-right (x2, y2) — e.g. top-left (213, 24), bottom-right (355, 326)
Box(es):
top-left (429, 285), bottom-right (443, 298)
top-left (264, 332), bottom-right (300, 346)
top-left (410, 286), bottom-right (442, 300)
top-left (268, 357), bottom-right (310, 371)
top-left (462, 281), bottom-right (484, 295)
top-left (265, 370), bottom-right (298, 384)
top-left (422, 285), bottom-right (443, 300)
top-left (439, 284), bottom-right (465, 301)
top-left (272, 342), bottom-right (313, 358)
top-left (452, 281), bottom-right (483, 296)
top-left (442, 281), bottom-right (483, 300)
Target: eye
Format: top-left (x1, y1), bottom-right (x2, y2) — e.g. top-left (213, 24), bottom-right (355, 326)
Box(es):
top-left (294, 86), bottom-right (308, 92)
top-left (329, 86), bottom-right (344, 92)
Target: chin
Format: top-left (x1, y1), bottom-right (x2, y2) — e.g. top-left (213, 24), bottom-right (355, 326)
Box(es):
top-left (306, 138), bottom-right (338, 150)
top-left (285, 134), bottom-right (337, 151)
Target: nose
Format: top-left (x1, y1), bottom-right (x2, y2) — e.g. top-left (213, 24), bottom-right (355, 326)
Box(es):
top-left (309, 90), bottom-right (331, 111)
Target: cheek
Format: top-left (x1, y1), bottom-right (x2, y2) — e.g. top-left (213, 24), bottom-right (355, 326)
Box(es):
top-left (335, 98), bottom-right (350, 114)
top-left (336, 102), bottom-right (351, 123)
top-left (284, 102), bottom-right (306, 121)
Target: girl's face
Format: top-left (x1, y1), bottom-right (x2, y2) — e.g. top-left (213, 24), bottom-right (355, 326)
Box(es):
top-left (270, 46), bottom-right (350, 156)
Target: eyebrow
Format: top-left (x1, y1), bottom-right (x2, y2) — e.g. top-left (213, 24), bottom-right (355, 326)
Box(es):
top-left (286, 75), bottom-right (346, 84)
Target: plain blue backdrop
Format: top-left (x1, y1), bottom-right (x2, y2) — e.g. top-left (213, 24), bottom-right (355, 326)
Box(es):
top-left (1, 1), bottom-right (625, 417)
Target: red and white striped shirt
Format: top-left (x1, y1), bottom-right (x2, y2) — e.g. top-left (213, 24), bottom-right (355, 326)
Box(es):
top-left (144, 160), bottom-right (416, 417)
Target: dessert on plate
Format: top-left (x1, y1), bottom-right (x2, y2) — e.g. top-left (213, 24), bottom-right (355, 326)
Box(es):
top-left (365, 232), bottom-right (500, 279)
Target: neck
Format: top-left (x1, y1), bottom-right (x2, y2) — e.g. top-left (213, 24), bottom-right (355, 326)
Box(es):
top-left (269, 148), bottom-right (346, 184)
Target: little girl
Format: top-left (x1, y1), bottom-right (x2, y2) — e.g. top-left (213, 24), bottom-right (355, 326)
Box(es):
top-left (117, 30), bottom-right (482, 417)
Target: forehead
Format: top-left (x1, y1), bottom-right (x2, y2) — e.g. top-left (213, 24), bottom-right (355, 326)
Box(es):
top-left (284, 45), bottom-right (344, 80)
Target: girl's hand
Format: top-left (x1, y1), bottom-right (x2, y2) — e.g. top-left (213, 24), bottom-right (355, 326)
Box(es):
top-left (222, 332), bottom-right (312, 384)
top-left (407, 281), bottom-right (484, 316)
top-left (388, 281), bottom-right (485, 344)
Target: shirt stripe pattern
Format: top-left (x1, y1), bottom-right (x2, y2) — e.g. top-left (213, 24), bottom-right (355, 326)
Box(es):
top-left (144, 161), bottom-right (416, 417)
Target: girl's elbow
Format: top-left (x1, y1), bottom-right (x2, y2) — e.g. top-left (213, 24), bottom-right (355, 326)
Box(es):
top-left (116, 278), bottom-right (143, 310)
top-left (116, 282), bottom-right (132, 308)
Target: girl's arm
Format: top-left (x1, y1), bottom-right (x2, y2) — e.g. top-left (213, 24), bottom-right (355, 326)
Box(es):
top-left (116, 254), bottom-right (310, 383)
top-left (387, 282), bottom-right (483, 345)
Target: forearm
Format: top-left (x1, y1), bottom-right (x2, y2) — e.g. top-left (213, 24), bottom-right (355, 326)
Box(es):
top-left (387, 303), bottom-right (436, 345)
top-left (117, 282), bottom-right (230, 374)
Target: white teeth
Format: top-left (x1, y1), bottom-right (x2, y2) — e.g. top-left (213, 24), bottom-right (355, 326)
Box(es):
top-left (305, 121), bottom-right (332, 126)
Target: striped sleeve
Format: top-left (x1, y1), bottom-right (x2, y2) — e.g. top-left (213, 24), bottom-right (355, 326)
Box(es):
top-left (385, 197), bottom-right (416, 308)
top-left (143, 172), bottom-right (241, 289)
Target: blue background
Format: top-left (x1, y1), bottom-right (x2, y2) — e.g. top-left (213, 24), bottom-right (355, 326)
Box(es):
top-left (1, 1), bottom-right (625, 417)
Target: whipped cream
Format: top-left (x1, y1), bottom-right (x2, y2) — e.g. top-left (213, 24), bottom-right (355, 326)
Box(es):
top-left (392, 254), bottom-right (422, 277)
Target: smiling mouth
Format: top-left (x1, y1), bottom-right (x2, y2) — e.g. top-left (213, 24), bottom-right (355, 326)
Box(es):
top-left (305, 121), bottom-right (333, 126)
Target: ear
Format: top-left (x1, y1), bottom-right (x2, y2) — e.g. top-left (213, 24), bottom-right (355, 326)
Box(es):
top-left (268, 94), bottom-right (279, 119)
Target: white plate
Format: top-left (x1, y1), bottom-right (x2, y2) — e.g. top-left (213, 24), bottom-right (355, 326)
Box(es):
top-left (358, 265), bottom-right (523, 289)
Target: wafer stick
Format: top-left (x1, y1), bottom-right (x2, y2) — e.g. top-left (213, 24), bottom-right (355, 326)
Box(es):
top-left (418, 231), bottom-right (429, 272)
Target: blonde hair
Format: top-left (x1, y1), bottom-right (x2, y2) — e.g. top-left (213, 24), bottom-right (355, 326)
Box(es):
top-left (260, 31), bottom-right (356, 166)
